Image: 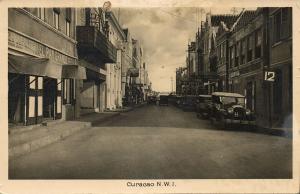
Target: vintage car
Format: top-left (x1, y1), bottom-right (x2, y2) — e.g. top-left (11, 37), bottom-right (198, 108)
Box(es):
top-left (181, 95), bottom-right (198, 111)
top-left (147, 95), bottom-right (157, 104)
top-left (196, 95), bottom-right (212, 119)
top-left (210, 92), bottom-right (255, 127)
top-left (158, 93), bottom-right (169, 106)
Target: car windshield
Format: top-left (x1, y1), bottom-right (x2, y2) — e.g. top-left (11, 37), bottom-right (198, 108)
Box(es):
top-left (220, 96), bottom-right (245, 106)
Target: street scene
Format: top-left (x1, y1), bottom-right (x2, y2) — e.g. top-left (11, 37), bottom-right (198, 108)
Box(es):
top-left (8, 5), bottom-right (292, 179)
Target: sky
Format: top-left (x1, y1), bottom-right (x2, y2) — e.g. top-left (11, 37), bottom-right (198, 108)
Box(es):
top-left (113, 7), bottom-right (245, 92)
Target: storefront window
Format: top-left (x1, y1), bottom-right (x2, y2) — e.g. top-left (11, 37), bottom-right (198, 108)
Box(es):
top-left (29, 76), bottom-right (36, 89)
top-left (37, 77), bottom-right (43, 90)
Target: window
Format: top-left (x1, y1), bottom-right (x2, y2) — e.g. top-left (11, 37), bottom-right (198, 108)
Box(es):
top-left (235, 43), bottom-right (239, 67)
top-left (65, 8), bottom-right (72, 37)
top-left (241, 39), bottom-right (246, 64)
top-left (222, 44), bottom-right (226, 58)
top-left (230, 47), bottom-right (234, 68)
top-left (273, 8), bottom-right (291, 43)
top-left (66, 20), bottom-right (70, 36)
top-left (255, 29), bottom-right (262, 59)
top-left (247, 35), bottom-right (253, 62)
top-left (37, 8), bottom-right (45, 20)
top-left (53, 8), bottom-right (60, 29)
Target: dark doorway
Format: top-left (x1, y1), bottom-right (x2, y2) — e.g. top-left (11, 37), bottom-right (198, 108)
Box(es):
top-left (8, 73), bottom-right (25, 124)
top-left (43, 78), bottom-right (57, 119)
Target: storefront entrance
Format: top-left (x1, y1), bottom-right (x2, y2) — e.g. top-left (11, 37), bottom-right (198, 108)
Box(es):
top-left (43, 78), bottom-right (56, 119)
top-left (8, 73), bottom-right (25, 124)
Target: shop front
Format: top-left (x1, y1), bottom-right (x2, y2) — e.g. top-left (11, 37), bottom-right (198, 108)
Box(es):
top-left (8, 54), bottom-right (86, 126)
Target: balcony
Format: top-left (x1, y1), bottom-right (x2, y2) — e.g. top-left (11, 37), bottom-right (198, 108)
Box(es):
top-left (77, 26), bottom-right (117, 64)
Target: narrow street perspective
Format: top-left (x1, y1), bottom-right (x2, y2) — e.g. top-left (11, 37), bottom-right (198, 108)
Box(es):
top-left (8, 4), bottom-right (293, 180)
top-left (9, 104), bottom-right (292, 179)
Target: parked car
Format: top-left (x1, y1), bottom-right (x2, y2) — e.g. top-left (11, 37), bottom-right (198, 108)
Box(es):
top-left (147, 95), bottom-right (157, 104)
top-left (181, 95), bottom-right (198, 111)
top-left (196, 95), bottom-right (212, 119)
top-left (210, 92), bottom-right (255, 128)
top-left (158, 93), bottom-right (169, 106)
top-left (175, 95), bottom-right (184, 107)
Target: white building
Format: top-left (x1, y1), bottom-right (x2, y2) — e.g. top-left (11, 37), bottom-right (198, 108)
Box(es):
top-left (105, 11), bottom-right (126, 109)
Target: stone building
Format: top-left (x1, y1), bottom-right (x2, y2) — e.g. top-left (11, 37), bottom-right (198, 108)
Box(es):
top-left (267, 7), bottom-right (292, 128)
top-left (196, 14), bottom-right (238, 94)
top-left (8, 8), bottom-right (85, 126)
top-left (105, 11), bottom-right (126, 109)
top-left (76, 8), bottom-right (116, 114)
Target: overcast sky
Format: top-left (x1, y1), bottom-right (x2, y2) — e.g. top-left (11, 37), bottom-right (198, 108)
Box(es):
top-left (113, 7), bottom-right (244, 92)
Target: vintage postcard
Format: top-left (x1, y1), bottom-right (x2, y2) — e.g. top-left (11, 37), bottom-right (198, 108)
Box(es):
top-left (0, 0), bottom-right (299, 193)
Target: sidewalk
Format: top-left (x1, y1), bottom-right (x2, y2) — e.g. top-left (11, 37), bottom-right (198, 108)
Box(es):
top-left (9, 112), bottom-right (120, 158)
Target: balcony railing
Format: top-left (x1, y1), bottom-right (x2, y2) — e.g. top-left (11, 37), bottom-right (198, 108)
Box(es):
top-left (77, 25), bottom-right (117, 63)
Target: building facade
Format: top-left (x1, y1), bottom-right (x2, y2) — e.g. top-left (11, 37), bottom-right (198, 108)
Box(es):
top-left (76, 8), bottom-right (116, 114)
top-left (267, 7), bottom-right (292, 128)
top-left (8, 8), bottom-right (84, 126)
top-left (105, 11), bottom-right (126, 109)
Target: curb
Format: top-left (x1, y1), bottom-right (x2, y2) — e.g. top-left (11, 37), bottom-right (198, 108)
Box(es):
top-left (9, 122), bottom-right (91, 158)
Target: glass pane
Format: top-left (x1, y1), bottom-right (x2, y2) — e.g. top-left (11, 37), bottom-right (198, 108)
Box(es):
top-left (57, 79), bottom-right (61, 91)
top-left (29, 76), bottom-right (36, 89)
top-left (38, 96), bottom-right (43, 116)
top-left (37, 77), bottom-right (43, 89)
top-left (29, 96), bottom-right (35, 117)
top-left (57, 96), bottom-right (61, 113)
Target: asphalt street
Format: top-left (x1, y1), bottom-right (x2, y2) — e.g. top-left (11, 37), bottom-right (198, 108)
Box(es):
top-left (9, 104), bottom-right (292, 179)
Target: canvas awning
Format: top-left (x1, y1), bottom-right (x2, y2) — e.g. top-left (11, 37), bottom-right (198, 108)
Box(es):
top-left (8, 54), bottom-right (86, 79)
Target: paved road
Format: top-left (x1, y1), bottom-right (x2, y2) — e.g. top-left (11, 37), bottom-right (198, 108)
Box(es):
top-left (9, 104), bottom-right (292, 179)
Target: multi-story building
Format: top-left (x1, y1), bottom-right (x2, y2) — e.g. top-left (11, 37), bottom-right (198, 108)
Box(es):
top-left (76, 8), bottom-right (117, 114)
top-left (267, 7), bottom-right (292, 128)
top-left (8, 8), bottom-right (84, 126)
top-left (196, 14), bottom-right (238, 94)
top-left (105, 11), bottom-right (126, 109)
top-left (132, 39), bottom-right (144, 103)
top-left (214, 7), bottom-right (292, 129)
top-left (121, 28), bottom-right (133, 103)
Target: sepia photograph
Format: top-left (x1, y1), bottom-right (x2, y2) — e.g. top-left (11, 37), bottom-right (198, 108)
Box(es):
top-left (1, 0), bottom-right (299, 193)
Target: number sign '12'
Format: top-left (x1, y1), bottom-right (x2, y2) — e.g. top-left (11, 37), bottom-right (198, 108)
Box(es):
top-left (264, 71), bottom-right (275, 82)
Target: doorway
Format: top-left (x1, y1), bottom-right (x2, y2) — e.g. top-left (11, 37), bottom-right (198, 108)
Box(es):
top-left (43, 78), bottom-right (57, 119)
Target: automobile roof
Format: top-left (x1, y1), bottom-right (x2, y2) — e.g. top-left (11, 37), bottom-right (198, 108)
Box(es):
top-left (199, 95), bottom-right (212, 97)
top-left (212, 92), bottom-right (245, 97)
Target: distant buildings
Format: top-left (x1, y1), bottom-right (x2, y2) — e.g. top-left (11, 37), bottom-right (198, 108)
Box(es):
top-left (176, 7), bottom-right (292, 129)
top-left (8, 7), bottom-right (152, 127)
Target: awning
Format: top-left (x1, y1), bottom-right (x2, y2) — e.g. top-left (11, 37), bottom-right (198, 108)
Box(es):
top-left (8, 54), bottom-right (86, 79)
